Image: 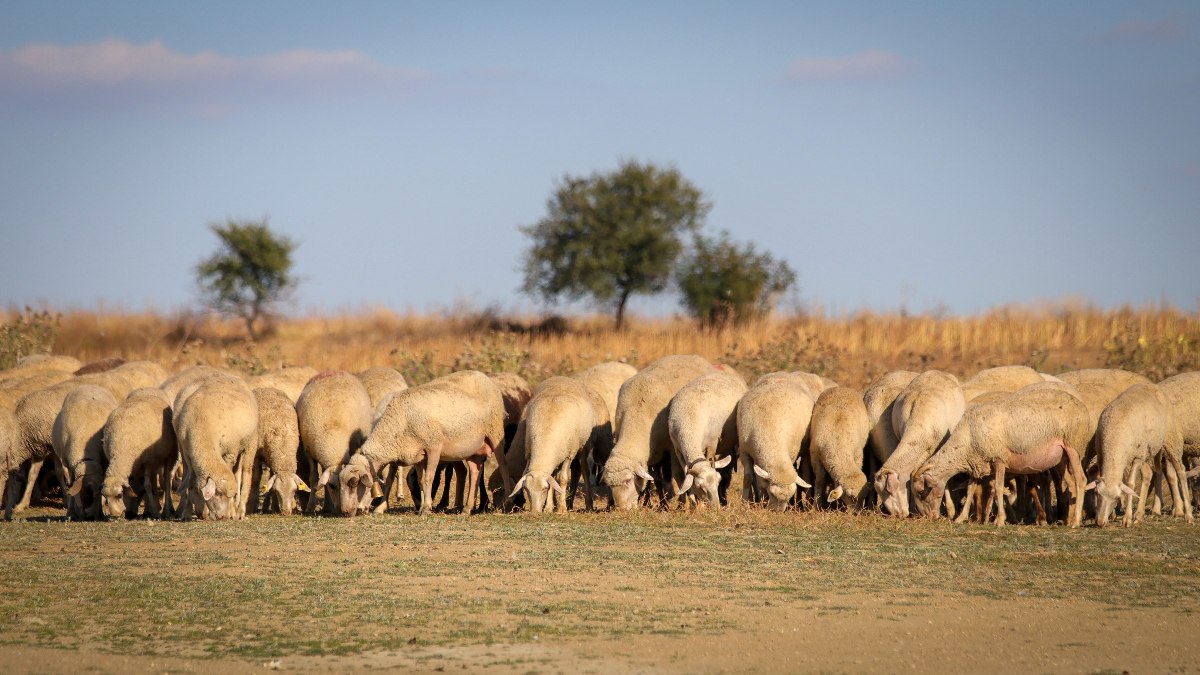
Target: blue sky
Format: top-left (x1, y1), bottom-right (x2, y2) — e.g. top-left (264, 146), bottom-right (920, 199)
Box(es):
top-left (1, 1), bottom-right (1197, 317)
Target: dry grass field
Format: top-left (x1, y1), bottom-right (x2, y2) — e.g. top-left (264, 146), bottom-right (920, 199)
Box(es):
top-left (2, 304), bottom-right (1200, 673)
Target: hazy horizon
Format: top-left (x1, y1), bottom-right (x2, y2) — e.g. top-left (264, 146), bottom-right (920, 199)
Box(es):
top-left (2, 2), bottom-right (1198, 318)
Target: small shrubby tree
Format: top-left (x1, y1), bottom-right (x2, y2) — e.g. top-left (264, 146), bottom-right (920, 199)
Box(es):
top-left (195, 218), bottom-right (298, 339)
top-left (676, 232), bottom-right (796, 327)
top-left (520, 160), bottom-right (709, 329)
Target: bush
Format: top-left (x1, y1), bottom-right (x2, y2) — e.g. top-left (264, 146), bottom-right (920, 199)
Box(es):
top-left (0, 307), bottom-right (61, 370)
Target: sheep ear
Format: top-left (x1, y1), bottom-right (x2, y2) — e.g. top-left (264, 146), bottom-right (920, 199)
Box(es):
top-left (1084, 481), bottom-right (1096, 491)
top-left (884, 472), bottom-right (901, 492)
top-left (794, 476), bottom-right (812, 489)
top-left (547, 475), bottom-right (565, 495)
top-left (68, 477), bottom-right (85, 497)
top-left (634, 466), bottom-right (654, 482)
top-left (677, 474), bottom-right (694, 495)
top-left (1187, 467), bottom-right (1200, 479)
top-left (316, 468), bottom-right (331, 489)
top-left (294, 476), bottom-right (310, 492)
top-left (713, 456), bottom-right (732, 470)
top-left (262, 474), bottom-right (277, 494)
top-left (1119, 483), bottom-right (1137, 498)
top-left (122, 483), bottom-right (137, 499)
top-left (201, 477), bottom-right (217, 501)
top-left (508, 475), bottom-right (527, 500)
top-left (827, 485), bottom-right (844, 502)
top-left (753, 465), bottom-right (770, 480)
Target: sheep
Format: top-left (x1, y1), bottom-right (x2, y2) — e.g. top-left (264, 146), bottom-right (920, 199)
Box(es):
top-left (736, 373), bottom-right (815, 510)
top-left (873, 370), bottom-right (964, 518)
top-left (100, 388), bottom-right (177, 519)
top-left (296, 371), bottom-right (373, 514)
top-left (52, 385), bottom-right (119, 520)
top-left (333, 370), bottom-right (507, 516)
top-left (1159, 372), bottom-right (1200, 461)
top-left (960, 365), bottom-right (1045, 403)
top-left (488, 372), bottom-right (533, 443)
top-left (863, 370), bottom-right (918, 469)
top-left (508, 376), bottom-right (609, 513)
top-left (666, 368), bottom-right (746, 508)
top-left (573, 362), bottom-right (638, 423)
top-left (354, 367), bottom-right (409, 512)
top-left (249, 366), bottom-right (320, 404)
top-left (601, 355), bottom-right (715, 510)
top-left (1090, 383), bottom-right (1192, 527)
top-left (1056, 369), bottom-right (1152, 456)
top-left (809, 386), bottom-right (871, 508)
top-left (73, 357), bottom-right (126, 376)
top-left (0, 371), bottom-right (74, 410)
top-left (0, 407), bottom-right (19, 519)
top-left (752, 371), bottom-right (837, 398)
top-left (174, 377), bottom-right (258, 521)
top-left (250, 387), bottom-right (305, 515)
top-left (160, 365), bottom-right (226, 404)
top-left (2, 355), bottom-right (82, 382)
top-left (910, 383), bottom-right (1092, 527)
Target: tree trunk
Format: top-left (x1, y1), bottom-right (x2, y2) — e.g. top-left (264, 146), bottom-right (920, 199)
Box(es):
top-left (614, 289), bottom-right (632, 331)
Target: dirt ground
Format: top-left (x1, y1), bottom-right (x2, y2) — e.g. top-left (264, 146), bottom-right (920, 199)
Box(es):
top-left (2, 502), bottom-right (1199, 674)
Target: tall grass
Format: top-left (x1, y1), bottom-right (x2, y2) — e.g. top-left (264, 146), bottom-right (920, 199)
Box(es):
top-left (5, 303), bottom-right (1197, 386)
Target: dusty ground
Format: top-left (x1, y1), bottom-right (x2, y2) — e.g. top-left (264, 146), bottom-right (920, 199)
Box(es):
top-left (2, 501), bottom-right (1199, 674)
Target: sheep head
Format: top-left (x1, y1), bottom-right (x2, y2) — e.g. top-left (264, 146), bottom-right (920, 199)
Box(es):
top-left (874, 469), bottom-right (909, 518)
top-left (752, 464), bottom-right (809, 511)
top-left (511, 471), bottom-right (564, 513)
top-left (1090, 477), bottom-right (1136, 528)
top-left (263, 472), bottom-right (308, 516)
top-left (678, 455), bottom-right (732, 507)
top-left (602, 462), bottom-right (653, 510)
top-left (193, 475), bottom-right (237, 521)
top-left (332, 457), bottom-right (377, 517)
top-left (909, 465), bottom-right (943, 518)
top-left (100, 480), bottom-right (138, 519)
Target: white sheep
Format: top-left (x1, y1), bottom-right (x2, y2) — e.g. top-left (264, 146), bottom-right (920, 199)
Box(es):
top-left (601, 355), bottom-right (715, 510)
top-left (100, 388), bottom-right (177, 519)
top-left (873, 370), bottom-right (964, 518)
top-left (174, 376), bottom-right (259, 521)
top-left (509, 376), bottom-right (609, 513)
top-left (0, 407), bottom-right (19, 519)
top-left (160, 365), bottom-right (226, 404)
top-left (809, 386), bottom-right (870, 507)
top-left (1090, 383), bottom-right (1192, 527)
top-left (249, 366), bottom-right (320, 404)
top-left (251, 386), bottom-right (306, 515)
top-left (52, 384), bottom-right (119, 520)
top-left (333, 371), bottom-right (507, 516)
top-left (737, 373), bottom-right (815, 510)
top-left (354, 367), bottom-right (410, 512)
top-left (666, 368), bottom-right (746, 507)
top-left (296, 371), bottom-right (373, 514)
top-left (960, 365), bottom-right (1045, 403)
top-left (863, 370), bottom-right (918, 468)
top-left (910, 383), bottom-right (1092, 527)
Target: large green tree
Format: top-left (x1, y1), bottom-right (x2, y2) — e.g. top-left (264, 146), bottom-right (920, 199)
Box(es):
top-left (195, 218), bottom-right (298, 339)
top-left (520, 160), bottom-right (709, 329)
top-left (675, 232), bottom-right (796, 327)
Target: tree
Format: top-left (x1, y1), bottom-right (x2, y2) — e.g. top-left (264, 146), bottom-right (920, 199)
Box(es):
top-left (675, 232), bottom-right (796, 328)
top-left (195, 218), bottom-right (298, 339)
top-left (520, 160), bottom-right (710, 329)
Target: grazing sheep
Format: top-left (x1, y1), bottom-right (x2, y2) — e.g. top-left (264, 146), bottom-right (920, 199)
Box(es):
top-left (250, 387), bottom-right (305, 515)
top-left (0, 407), bottom-right (19, 519)
top-left (1, 355), bottom-right (82, 382)
top-left (101, 388), bottom-right (177, 519)
top-left (92, 361), bottom-right (169, 400)
top-left (666, 369), bottom-right (746, 507)
top-left (874, 370), bottom-right (964, 518)
top-left (910, 383), bottom-right (1091, 526)
top-left (809, 386), bottom-right (870, 507)
top-left (573, 362), bottom-right (638, 423)
top-left (602, 355), bottom-right (714, 510)
top-left (52, 385), bottom-right (120, 520)
top-left (509, 377), bottom-right (609, 513)
top-left (160, 365), bottom-right (226, 404)
top-left (1150, 372), bottom-right (1200, 460)
top-left (334, 371), bottom-right (507, 516)
top-left (354, 367), bottom-right (410, 512)
top-left (752, 371), bottom-right (836, 399)
top-left (736, 373), bottom-right (815, 510)
top-left (174, 377), bottom-right (258, 521)
top-left (249, 366), bottom-right (319, 404)
top-left (297, 371), bottom-right (373, 514)
top-left (1090, 383), bottom-right (1192, 527)
top-left (0, 371), bottom-right (73, 411)
top-left (1057, 369), bottom-right (1152, 457)
top-left (863, 371), bottom-right (918, 467)
top-left (488, 372), bottom-right (533, 438)
top-left (960, 365), bottom-right (1045, 403)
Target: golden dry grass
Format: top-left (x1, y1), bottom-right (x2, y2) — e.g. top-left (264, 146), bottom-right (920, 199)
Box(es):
top-left (6, 302), bottom-right (1199, 386)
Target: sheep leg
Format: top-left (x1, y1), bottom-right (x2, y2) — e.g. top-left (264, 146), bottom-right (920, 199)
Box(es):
top-left (992, 461), bottom-right (1007, 526)
top-left (160, 463), bottom-right (175, 518)
top-left (1, 469), bottom-right (12, 521)
top-left (373, 463), bottom-right (397, 515)
top-left (1150, 460), bottom-right (1164, 516)
top-left (419, 450), bottom-right (440, 516)
top-left (142, 472), bottom-right (161, 519)
top-left (14, 458), bottom-right (45, 514)
top-left (1062, 446), bottom-right (1086, 528)
top-left (942, 487), bottom-right (958, 520)
top-left (582, 451), bottom-right (595, 512)
top-left (953, 480), bottom-right (976, 524)
top-left (304, 463), bottom-right (322, 515)
top-left (555, 461), bottom-right (571, 514)
top-left (1165, 451), bottom-right (1194, 524)
top-left (812, 460), bottom-right (828, 509)
top-left (1134, 460), bottom-right (1154, 525)
top-left (248, 457), bottom-right (264, 515)
top-left (740, 454), bottom-right (755, 502)
top-left (462, 460), bottom-right (482, 515)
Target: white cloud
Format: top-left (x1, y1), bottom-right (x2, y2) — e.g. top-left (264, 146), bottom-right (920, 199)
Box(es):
top-left (784, 50), bottom-right (915, 82)
top-left (0, 38), bottom-right (425, 89)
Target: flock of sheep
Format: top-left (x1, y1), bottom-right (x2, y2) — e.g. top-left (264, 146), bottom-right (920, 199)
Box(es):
top-left (1, 353), bottom-right (1197, 528)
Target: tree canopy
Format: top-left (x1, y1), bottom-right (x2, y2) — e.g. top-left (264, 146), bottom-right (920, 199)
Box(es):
top-left (675, 232), bottom-right (796, 327)
top-left (195, 218), bottom-right (298, 339)
top-left (520, 160), bottom-right (709, 329)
